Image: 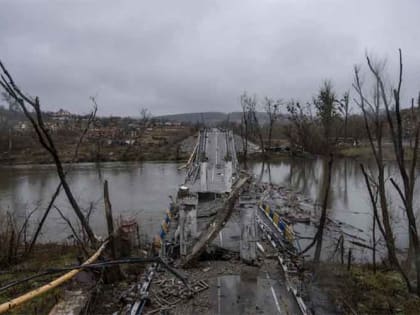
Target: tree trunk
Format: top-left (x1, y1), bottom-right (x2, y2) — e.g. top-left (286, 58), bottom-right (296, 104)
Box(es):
top-left (268, 122), bottom-right (273, 149)
top-left (27, 183), bottom-right (62, 255)
top-left (103, 180), bottom-right (123, 282)
top-left (104, 180), bottom-right (117, 259)
top-left (372, 212), bottom-right (376, 273)
top-left (0, 63), bottom-right (97, 245)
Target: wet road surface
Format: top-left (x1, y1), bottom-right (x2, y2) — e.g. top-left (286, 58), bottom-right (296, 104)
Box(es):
top-left (206, 262), bottom-right (302, 314)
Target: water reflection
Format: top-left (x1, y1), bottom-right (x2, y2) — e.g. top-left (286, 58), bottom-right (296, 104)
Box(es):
top-left (250, 157), bottom-right (419, 251)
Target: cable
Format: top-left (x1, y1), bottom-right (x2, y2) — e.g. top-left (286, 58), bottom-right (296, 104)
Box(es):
top-left (0, 257), bottom-right (188, 293)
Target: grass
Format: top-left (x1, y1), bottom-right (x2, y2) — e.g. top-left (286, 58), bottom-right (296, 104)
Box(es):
top-left (0, 244), bottom-right (83, 315)
top-left (337, 144), bottom-right (416, 161)
top-left (337, 146), bottom-right (375, 159)
top-left (314, 263), bottom-right (420, 315)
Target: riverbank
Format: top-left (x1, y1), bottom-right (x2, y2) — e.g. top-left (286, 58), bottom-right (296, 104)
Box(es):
top-left (0, 138), bottom-right (192, 165)
top-left (0, 125), bottom-right (197, 165)
top-left (0, 244), bottom-right (81, 315)
top-left (4, 243), bottom-right (418, 314)
top-left (253, 144), bottom-right (413, 162)
top-left (310, 263), bottom-right (420, 314)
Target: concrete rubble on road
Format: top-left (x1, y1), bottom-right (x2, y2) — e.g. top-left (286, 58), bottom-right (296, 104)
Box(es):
top-left (146, 274), bottom-right (209, 315)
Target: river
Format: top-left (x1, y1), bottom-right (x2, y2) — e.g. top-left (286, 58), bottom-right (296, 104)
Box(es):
top-left (0, 162), bottom-right (185, 243)
top-left (0, 159), bottom-right (417, 257)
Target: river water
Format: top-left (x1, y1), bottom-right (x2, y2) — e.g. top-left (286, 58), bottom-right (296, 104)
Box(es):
top-left (0, 159), bottom-right (417, 255)
top-left (252, 158), bottom-right (420, 259)
top-left (0, 162), bottom-right (185, 243)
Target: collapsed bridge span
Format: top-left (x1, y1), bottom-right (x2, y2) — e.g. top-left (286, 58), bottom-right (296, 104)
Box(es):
top-left (148, 128), bottom-right (310, 315)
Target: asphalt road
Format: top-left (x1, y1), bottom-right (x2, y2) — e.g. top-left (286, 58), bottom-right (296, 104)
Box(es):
top-left (206, 262), bottom-right (302, 315)
top-left (189, 129), bottom-right (234, 193)
top-left (182, 129), bottom-right (303, 314)
top-left (207, 206), bottom-right (302, 315)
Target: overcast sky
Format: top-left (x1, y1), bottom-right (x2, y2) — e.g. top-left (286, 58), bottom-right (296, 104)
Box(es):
top-left (1, 0), bottom-right (419, 116)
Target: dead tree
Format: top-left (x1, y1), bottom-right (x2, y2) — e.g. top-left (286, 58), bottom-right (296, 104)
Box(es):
top-left (0, 61), bottom-right (96, 244)
top-left (360, 165), bottom-right (382, 274)
top-left (250, 98), bottom-right (265, 157)
top-left (0, 207), bottom-right (38, 265)
top-left (353, 65), bottom-right (401, 269)
top-left (104, 180), bottom-right (117, 259)
top-left (103, 180), bottom-right (123, 281)
top-left (240, 92), bottom-right (250, 163)
top-left (240, 92), bottom-right (265, 157)
top-left (122, 107), bottom-right (151, 159)
top-left (25, 99), bottom-right (97, 254)
top-left (264, 97), bottom-right (281, 149)
top-left (337, 91), bottom-right (351, 141)
top-left (369, 50), bottom-right (420, 295)
top-left (354, 50), bottom-right (420, 295)
top-left (286, 101), bottom-right (320, 154)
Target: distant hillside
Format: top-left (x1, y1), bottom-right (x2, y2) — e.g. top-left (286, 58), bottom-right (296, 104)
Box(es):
top-left (156, 112), bottom-right (227, 125)
top-left (155, 111), bottom-right (288, 126)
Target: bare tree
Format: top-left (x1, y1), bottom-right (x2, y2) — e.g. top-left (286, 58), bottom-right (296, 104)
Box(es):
top-left (1, 91), bottom-right (21, 154)
top-left (26, 101), bottom-right (97, 254)
top-left (250, 99), bottom-right (265, 157)
top-left (0, 206), bottom-right (38, 265)
top-left (314, 81), bottom-right (338, 153)
top-left (240, 92), bottom-right (250, 163)
top-left (286, 101), bottom-right (320, 153)
top-left (337, 91), bottom-right (351, 141)
top-left (360, 164), bottom-right (381, 274)
top-left (240, 92), bottom-right (265, 157)
top-left (354, 63), bottom-right (403, 273)
top-left (0, 60), bottom-right (97, 244)
top-left (354, 49), bottom-right (420, 295)
top-left (140, 107), bottom-right (151, 124)
top-left (264, 97), bottom-right (281, 149)
top-left (370, 50), bottom-right (420, 295)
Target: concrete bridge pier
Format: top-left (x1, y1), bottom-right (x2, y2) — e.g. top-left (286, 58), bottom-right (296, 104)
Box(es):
top-left (200, 162), bottom-right (208, 191)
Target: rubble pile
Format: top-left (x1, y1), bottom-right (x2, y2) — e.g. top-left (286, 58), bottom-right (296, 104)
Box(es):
top-left (144, 272), bottom-right (209, 314)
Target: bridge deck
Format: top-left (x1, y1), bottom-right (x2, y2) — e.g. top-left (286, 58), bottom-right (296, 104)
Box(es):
top-left (186, 129), bottom-right (237, 194)
top-left (171, 128), bottom-right (305, 315)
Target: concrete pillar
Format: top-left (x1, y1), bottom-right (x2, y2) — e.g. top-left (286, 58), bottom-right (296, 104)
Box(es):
top-left (179, 208), bottom-right (187, 257)
top-left (180, 206), bottom-right (198, 258)
top-left (200, 162), bottom-right (208, 192)
top-left (225, 161), bottom-right (232, 192)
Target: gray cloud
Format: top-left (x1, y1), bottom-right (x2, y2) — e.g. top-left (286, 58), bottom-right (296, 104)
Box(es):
top-left (1, 0), bottom-right (419, 116)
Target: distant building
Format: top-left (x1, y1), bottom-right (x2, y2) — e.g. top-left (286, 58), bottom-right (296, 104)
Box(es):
top-left (14, 121), bottom-right (29, 132)
top-left (49, 109), bottom-right (73, 120)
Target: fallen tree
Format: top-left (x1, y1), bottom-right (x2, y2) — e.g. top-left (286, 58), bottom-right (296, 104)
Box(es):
top-left (181, 174), bottom-right (250, 268)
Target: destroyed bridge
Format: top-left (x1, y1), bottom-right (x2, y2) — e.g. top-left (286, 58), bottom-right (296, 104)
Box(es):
top-left (141, 128), bottom-right (311, 315)
top-left (0, 128), bottom-right (312, 315)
